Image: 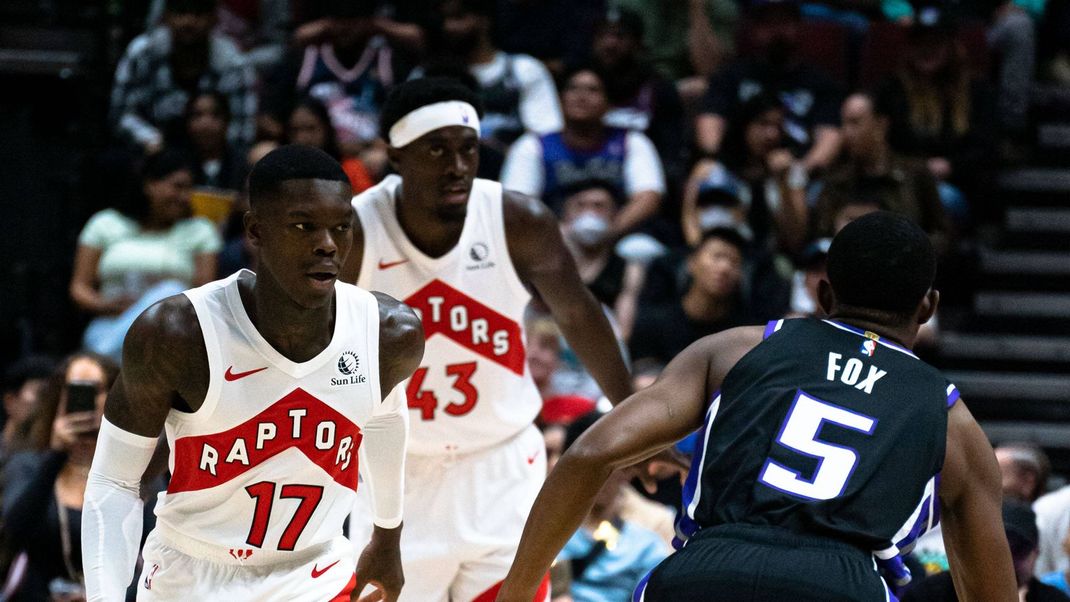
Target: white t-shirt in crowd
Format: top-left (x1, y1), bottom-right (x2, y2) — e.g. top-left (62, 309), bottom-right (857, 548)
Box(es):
top-left (469, 52), bottom-right (562, 136)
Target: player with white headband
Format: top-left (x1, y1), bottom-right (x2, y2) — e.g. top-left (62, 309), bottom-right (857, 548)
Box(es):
top-left (342, 77), bottom-right (636, 601)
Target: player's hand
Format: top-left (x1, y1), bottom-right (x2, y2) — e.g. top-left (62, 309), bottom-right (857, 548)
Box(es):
top-left (352, 524), bottom-right (404, 602)
top-left (630, 447), bottom-right (690, 494)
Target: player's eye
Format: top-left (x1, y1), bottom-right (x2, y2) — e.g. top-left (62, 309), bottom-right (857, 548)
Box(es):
top-left (429, 146), bottom-right (445, 157)
top-left (334, 223), bottom-right (351, 233)
top-left (462, 143), bottom-right (477, 155)
top-left (293, 223), bottom-right (313, 232)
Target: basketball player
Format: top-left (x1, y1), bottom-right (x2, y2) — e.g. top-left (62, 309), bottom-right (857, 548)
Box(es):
top-left (340, 77), bottom-right (635, 601)
top-left (498, 212), bottom-right (1017, 601)
top-left (82, 145), bottom-right (423, 601)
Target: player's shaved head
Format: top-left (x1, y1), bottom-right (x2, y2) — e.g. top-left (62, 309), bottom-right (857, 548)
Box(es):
top-left (246, 144), bottom-right (350, 209)
top-left (826, 211), bottom-right (936, 315)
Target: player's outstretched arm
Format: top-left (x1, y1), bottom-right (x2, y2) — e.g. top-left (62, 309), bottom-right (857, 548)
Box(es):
top-left (84, 295), bottom-right (206, 601)
top-left (939, 398), bottom-right (1017, 602)
top-left (503, 191), bottom-right (632, 405)
top-left (353, 293), bottom-right (424, 602)
top-left (497, 329), bottom-right (756, 602)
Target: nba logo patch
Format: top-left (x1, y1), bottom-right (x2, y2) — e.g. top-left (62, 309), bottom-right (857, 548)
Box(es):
top-left (860, 340), bottom-right (877, 357)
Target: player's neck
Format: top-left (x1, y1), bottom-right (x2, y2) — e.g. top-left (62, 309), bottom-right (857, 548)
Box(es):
top-left (241, 273), bottom-right (337, 363)
top-left (395, 183), bottom-right (466, 257)
top-left (827, 314), bottom-right (914, 350)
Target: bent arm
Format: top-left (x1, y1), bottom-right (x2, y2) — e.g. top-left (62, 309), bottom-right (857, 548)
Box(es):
top-left (504, 192), bottom-right (632, 404)
top-left (939, 399), bottom-right (1017, 602)
top-left (497, 336), bottom-right (721, 601)
top-left (84, 296), bottom-right (204, 600)
top-left (70, 245), bottom-right (111, 315)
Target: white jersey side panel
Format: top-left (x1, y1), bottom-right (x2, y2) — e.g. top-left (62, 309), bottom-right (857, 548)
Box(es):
top-left (153, 270), bottom-right (381, 559)
top-left (354, 175), bottom-right (539, 456)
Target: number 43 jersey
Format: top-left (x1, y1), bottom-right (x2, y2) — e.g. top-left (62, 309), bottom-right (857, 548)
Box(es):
top-left (353, 175), bottom-right (541, 457)
top-left (677, 318), bottom-right (959, 561)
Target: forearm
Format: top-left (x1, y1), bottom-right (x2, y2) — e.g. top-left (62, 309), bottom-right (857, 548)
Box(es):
top-left (612, 192), bottom-right (661, 239)
top-left (941, 500), bottom-right (1016, 602)
top-left (687, 2), bottom-right (724, 77)
top-left (551, 293), bottom-right (632, 404)
top-left (83, 419), bottom-right (157, 601)
top-left (499, 452), bottom-right (613, 601)
top-left (360, 408), bottom-right (408, 528)
top-left (802, 127), bottom-right (842, 172)
top-left (773, 180), bottom-right (809, 253)
top-left (695, 114), bottom-right (726, 156)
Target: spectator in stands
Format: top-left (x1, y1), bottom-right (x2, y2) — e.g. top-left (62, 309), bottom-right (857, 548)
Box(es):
top-left (981, 0), bottom-right (1037, 141)
top-left (528, 316), bottom-right (564, 402)
top-left (147, 0), bottom-right (291, 72)
top-left (555, 411), bottom-right (670, 602)
top-left (695, 0), bottom-right (843, 175)
top-left (617, 0), bottom-right (740, 107)
top-left (630, 228), bottom-right (754, 365)
top-left (787, 237), bottom-right (831, 317)
top-left (684, 94), bottom-right (809, 253)
top-left (110, 0), bottom-right (257, 154)
top-left (813, 92), bottom-right (949, 249)
top-left (0, 353), bottom-right (120, 601)
top-left (501, 66), bottom-right (665, 241)
top-left (559, 180), bottom-right (646, 340)
top-left (1036, 486), bottom-right (1070, 580)
top-left (183, 91), bottom-right (247, 192)
top-left (492, 0), bottom-right (603, 75)
top-left (903, 502), bottom-right (1070, 602)
top-left (260, 0), bottom-right (416, 176)
top-left (69, 151), bottom-right (222, 362)
top-left (590, 7), bottom-right (686, 184)
top-left (434, 0), bottom-right (563, 155)
top-left (1040, 529), bottom-right (1070, 595)
top-left (996, 443), bottom-right (1051, 503)
top-left (286, 98), bottom-right (375, 193)
top-left (877, 5), bottom-right (998, 224)
top-left (0, 357), bottom-right (54, 463)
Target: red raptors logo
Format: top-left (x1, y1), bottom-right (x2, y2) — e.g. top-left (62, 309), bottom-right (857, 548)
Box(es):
top-left (168, 388), bottom-right (362, 493)
top-left (403, 279), bottom-right (525, 375)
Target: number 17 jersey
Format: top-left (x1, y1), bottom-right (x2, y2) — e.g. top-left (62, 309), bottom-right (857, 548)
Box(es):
top-left (677, 318), bottom-right (959, 562)
top-left (353, 175), bottom-right (541, 457)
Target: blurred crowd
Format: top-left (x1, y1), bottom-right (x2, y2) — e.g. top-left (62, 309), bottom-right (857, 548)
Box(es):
top-left (2, 0), bottom-right (1070, 599)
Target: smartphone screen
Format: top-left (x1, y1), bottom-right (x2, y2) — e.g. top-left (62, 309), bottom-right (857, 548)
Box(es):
top-left (65, 382), bottom-right (99, 415)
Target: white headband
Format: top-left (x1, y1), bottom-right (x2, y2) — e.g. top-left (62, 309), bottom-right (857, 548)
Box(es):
top-left (388, 101), bottom-right (481, 148)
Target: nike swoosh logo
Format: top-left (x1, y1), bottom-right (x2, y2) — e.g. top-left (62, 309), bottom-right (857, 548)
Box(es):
top-left (224, 366), bottom-right (268, 382)
top-left (378, 258), bottom-right (410, 270)
top-left (311, 559), bottom-right (340, 578)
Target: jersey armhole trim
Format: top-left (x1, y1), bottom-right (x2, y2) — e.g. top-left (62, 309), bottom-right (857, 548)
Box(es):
top-left (945, 384), bottom-right (960, 409)
top-left (762, 319), bottom-right (785, 340)
top-left (176, 289), bottom-right (223, 424)
top-left (492, 182), bottom-right (535, 304)
top-left (366, 289), bottom-right (383, 406)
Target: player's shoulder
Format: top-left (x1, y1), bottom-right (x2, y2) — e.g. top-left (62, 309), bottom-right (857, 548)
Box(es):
top-left (124, 293), bottom-right (206, 378)
top-left (370, 291), bottom-right (424, 356)
top-left (500, 187), bottom-right (556, 230)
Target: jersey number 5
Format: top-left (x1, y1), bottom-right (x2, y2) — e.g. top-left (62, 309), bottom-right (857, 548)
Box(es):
top-left (758, 391), bottom-right (877, 501)
top-left (407, 362), bottom-right (479, 420)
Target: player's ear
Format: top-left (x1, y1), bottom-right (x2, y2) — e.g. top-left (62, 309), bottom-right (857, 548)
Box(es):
top-left (917, 288), bottom-right (939, 325)
top-left (386, 145), bottom-right (403, 173)
top-left (244, 210), bottom-right (262, 248)
top-left (817, 278), bottom-right (835, 316)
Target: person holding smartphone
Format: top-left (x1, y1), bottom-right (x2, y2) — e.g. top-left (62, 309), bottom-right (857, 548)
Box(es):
top-left (0, 353), bottom-right (126, 601)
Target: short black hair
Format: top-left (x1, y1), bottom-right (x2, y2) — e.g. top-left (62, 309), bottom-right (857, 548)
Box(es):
top-left (379, 77), bottom-right (485, 141)
top-left (166, 0), bottom-right (216, 15)
top-left (246, 144), bottom-right (349, 208)
top-left (696, 226), bottom-right (748, 256)
top-left (185, 90), bottom-right (231, 123)
top-left (560, 177), bottom-right (625, 206)
top-left (827, 211), bottom-right (936, 314)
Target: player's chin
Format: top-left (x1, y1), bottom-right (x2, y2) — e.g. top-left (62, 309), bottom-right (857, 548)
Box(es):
top-left (296, 274), bottom-right (337, 306)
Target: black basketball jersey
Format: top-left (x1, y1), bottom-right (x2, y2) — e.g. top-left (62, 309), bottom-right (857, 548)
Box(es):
top-left (675, 318), bottom-right (959, 565)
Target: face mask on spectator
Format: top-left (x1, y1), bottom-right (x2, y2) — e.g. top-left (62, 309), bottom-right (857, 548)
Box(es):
top-left (570, 212), bottom-right (610, 248)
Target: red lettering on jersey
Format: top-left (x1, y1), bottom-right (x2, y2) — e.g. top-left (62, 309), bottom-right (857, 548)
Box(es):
top-left (404, 279), bottom-right (525, 375)
top-left (168, 388), bottom-right (362, 494)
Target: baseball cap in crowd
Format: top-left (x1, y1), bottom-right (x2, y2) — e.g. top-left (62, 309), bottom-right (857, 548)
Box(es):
top-left (540, 395), bottom-right (597, 426)
top-left (697, 163), bottom-right (747, 208)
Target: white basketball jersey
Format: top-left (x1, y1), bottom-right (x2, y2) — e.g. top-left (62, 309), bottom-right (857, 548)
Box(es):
top-left (154, 270), bottom-right (382, 561)
top-left (353, 175), bottom-right (540, 456)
